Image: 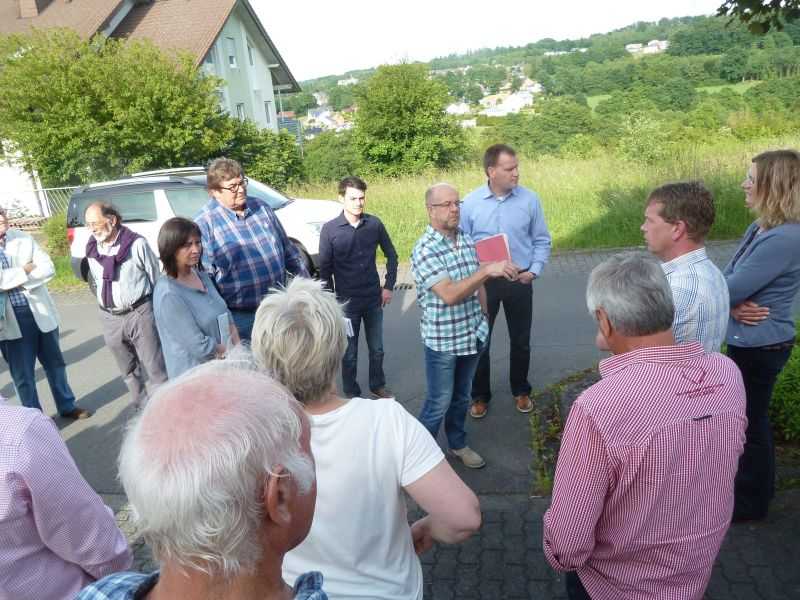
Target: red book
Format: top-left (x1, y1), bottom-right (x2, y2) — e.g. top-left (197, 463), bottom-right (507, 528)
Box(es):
top-left (475, 233), bottom-right (511, 263)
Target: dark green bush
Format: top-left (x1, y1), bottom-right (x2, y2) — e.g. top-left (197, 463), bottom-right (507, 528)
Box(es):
top-left (42, 212), bottom-right (69, 257)
top-left (772, 323), bottom-right (800, 441)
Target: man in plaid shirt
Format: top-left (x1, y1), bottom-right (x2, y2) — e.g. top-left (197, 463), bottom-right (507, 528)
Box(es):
top-left (196, 158), bottom-right (309, 341)
top-left (411, 183), bottom-right (518, 469)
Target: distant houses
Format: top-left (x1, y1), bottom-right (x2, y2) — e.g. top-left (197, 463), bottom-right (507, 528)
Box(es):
top-left (625, 40), bottom-right (670, 55)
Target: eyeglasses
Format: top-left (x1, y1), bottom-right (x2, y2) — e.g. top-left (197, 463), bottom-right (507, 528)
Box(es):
top-left (219, 177), bottom-right (248, 193)
top-left (429, 200), bottom-right (462, 209)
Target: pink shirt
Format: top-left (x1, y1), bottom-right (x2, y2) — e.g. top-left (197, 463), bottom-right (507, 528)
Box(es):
top-left (543, 343), bottom-right (746, 600)
top-left (0, 404), bottom-right (132, 600)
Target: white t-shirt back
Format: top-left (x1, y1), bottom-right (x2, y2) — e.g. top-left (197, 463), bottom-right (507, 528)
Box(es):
top-left (282, 397), bottom-right (444, 600)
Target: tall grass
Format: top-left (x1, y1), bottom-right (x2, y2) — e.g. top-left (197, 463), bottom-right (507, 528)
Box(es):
top-left (289, 134), bottom-right (800, 262)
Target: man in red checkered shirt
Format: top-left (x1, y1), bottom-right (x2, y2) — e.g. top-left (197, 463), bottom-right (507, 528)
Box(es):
top-left (543, 253), bottom-right (747, 600)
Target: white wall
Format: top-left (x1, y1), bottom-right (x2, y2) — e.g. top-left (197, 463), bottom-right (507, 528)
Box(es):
top-left (0, 154), bottom-right (46, 217)
top-left (199, 1), bottom-right (280, 131)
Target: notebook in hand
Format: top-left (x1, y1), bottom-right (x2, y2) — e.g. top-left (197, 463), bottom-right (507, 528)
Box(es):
top-left (475, 233), bottom-right (511, 263)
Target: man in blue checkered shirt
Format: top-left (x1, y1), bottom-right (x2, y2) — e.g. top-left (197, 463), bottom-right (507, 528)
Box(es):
top-left (641, 181), bottom-right (729, 352)
top-left (411, 183), bottom-right (518, 469)
top-left (196, 158), bottom-right (309, 341)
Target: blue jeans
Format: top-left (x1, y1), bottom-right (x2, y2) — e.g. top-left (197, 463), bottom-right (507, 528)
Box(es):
top-left (230, 308), bottom-right (256, 343)
top-left (342, 304), bottom-right (385, 397)
top-left (0, 304), bottom-right (77, 414)
top-left (419, 343), bottom-right (482, 450)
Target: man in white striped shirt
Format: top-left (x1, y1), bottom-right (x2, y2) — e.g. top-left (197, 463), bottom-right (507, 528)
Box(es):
top-left (641, 181), bottom-right (729, 352)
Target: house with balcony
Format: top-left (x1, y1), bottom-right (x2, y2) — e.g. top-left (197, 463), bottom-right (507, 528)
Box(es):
top-left (0, 0), bottom-right (300, 131)
top-left (0, 0), bottom-right (300, 215)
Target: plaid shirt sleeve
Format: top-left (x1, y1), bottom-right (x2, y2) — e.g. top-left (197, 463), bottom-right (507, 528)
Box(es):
top-left (411, 238), bottom-right (450, 291)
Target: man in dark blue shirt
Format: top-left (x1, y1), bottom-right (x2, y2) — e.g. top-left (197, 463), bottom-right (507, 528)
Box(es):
top-left (318, 176), bottom-right (398, 399)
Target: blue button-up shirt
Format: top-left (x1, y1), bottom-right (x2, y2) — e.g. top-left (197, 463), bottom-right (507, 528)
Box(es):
top-left (0, 242), bottom-right (28, 308)
top-left (195, 197), bottom-right (309, 311)
top-left (318, 212), bottom-right (398, 312)
top-left (411, 226), bottom-right (488, 355)
top-left (460, 183), bottom-right (551, 276)
top-left (661, 247), bottom-right (729, 352)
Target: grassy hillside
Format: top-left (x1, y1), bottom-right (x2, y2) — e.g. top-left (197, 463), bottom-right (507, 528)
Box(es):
top-left (289, 134), bottom-right (800, 262)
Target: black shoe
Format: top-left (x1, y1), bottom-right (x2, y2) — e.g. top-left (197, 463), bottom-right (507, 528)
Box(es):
top-left (60, 407), bottom-right (92, 420)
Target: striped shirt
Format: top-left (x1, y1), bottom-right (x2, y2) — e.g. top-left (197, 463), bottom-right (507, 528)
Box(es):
top-left (195, 197), bottom-right (309, 311)
top-left (543, 343), bottom-right (746, 600)
top-left (0, 404), bottom-right (132, 600)
top-left (662, 247), bottom-right (729, 352)
top-left (0, 241), bottom-right (28, 307)
top-left (411, 226), bottom-right (488, 355)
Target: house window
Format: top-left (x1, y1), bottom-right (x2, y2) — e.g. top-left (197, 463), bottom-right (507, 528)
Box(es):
top-left (226, 37), bottom-right (237, 68)
top-left (236, 103), bottom-right (246, 121)
top-left (247, 42), bottom-right (255, 66)
top-left (264, 100), bottom-right (272, 124)
top-left (203, 46), bottom-right (215, 65)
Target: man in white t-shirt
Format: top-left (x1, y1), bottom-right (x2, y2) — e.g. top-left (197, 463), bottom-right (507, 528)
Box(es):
top-left (251, 277), bottom-right (482, 600)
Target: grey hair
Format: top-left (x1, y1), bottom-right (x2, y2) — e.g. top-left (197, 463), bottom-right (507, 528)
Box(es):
top-left (586, 252), bottom-right (674, 336)
top-left (425, 182), bottom-right (458, 206)
top-left (118, 357), bottom-right (314, 579)
top-left (251, 277), bottom-right (347, 405)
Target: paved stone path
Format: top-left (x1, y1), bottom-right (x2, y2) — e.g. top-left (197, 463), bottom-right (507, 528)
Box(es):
top-left (100, 242), bottom-right (800, 598)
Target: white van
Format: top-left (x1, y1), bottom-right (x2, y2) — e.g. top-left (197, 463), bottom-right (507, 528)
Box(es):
top-left (67, 170), bottom-right (342, 280)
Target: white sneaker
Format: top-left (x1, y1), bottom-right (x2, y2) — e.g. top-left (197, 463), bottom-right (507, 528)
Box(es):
top-left (449, 446), bottom-right (486, 469)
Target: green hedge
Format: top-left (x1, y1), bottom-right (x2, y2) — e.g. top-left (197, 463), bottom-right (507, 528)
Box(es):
top-left (772, 323), bottom-right (800, 441)
top-left (41, 212), bottom-right (69, 257)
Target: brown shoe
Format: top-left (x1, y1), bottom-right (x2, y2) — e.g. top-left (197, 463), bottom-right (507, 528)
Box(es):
top-left (370, 387), bottom-right (394, 399)
top-left (515, 394), bottom-right (533, 413)
top-left (469, 400), bottom-right (489, 419)
top-left (60, 407), bottom-right (92, 420)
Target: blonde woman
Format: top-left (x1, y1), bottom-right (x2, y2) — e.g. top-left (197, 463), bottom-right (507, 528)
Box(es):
top-left (724, 149), bottom-right (800, 522)
top-left (251, 278), bottom-right (480, 600)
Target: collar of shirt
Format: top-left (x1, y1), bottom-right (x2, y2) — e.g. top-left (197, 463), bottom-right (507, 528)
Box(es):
top-left (97, 229), bottom-right (122, 253)
top-left (661, 247), bottom-right (709, 276)
top-left (423, 224), bottom-right (465, 248)
top-left (479, 182), bottom-right (517, 202)
top-left (212, 197), bottom-right (255, 221)
top-left (334, 211), bottom-right (369, 229)
top-left (599, 341), bottom-right (706, 379)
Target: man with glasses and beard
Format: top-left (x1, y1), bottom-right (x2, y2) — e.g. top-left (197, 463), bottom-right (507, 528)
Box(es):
top-left (195, 158), bottom-right (309, 341)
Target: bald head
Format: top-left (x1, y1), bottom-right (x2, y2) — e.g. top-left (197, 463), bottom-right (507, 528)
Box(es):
top-left (119, 358), bottom-right (315, 576)
top-left (425, 182), bottom-right (459, 207)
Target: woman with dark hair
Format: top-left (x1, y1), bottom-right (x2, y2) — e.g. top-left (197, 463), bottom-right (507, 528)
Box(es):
top-left (153, 217), bottom-right (239, 378)
top-left (724, 149), bottom-right (800, 522)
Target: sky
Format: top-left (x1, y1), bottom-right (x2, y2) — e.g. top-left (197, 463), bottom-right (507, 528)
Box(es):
top-left (252, 0), bottom-right (724, 82)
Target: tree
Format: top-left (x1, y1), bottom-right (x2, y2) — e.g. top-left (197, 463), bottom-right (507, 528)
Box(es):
top-left (327, 85), bottom-right (357, 111)
top-left (352, 63), bottom-right (467, 176)
top-left (0, 29), bottom-right (236, 186)
top-left (303, 131), bottom-right (360, 182)
top-left (717, 0), bottom-right (800, 34)
top-left (282, 91), bottom-right (317, 115)
top-left (720, 46), bottom-right (750, 81)
top-left (221, 119), bottom-right (304, 190)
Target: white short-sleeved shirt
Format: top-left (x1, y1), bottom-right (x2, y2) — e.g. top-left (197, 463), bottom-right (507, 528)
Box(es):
top-left (282, 397), bottom-right (444, 600)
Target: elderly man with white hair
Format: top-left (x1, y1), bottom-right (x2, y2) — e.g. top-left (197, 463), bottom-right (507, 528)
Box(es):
top-left (76, 360), bottom-right (327, 600)
top-left (251, 277), bottom-right (481, 600)
top-left (543, 253), bottom-right (747, 600)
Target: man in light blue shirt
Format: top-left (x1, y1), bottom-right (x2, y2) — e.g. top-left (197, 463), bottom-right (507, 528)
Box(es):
top-left (641, 181), bottom-right (728, 352)
top-left (460, 144), bottom-right (552, 418)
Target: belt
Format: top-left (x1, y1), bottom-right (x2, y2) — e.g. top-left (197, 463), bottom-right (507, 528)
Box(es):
top-left (99, 294), bottom-right (152, 316)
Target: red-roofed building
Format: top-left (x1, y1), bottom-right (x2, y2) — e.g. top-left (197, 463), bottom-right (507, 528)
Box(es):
top-left (0, 0), bottom-right (300, 131)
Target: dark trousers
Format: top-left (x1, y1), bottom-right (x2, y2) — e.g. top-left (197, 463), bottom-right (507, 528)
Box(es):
top-left (0, 304), bottom-right (77, 415)
top-left (727, 343), bottom-right (793, 520)
top-left (566, 572), bottom-right (591, 600)
top-left (99, 301), bottom-right (167, 407)
top-left (472, 278), bottom-right (533, 402)
top-left (342, 304), bottom-right (385, 397)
